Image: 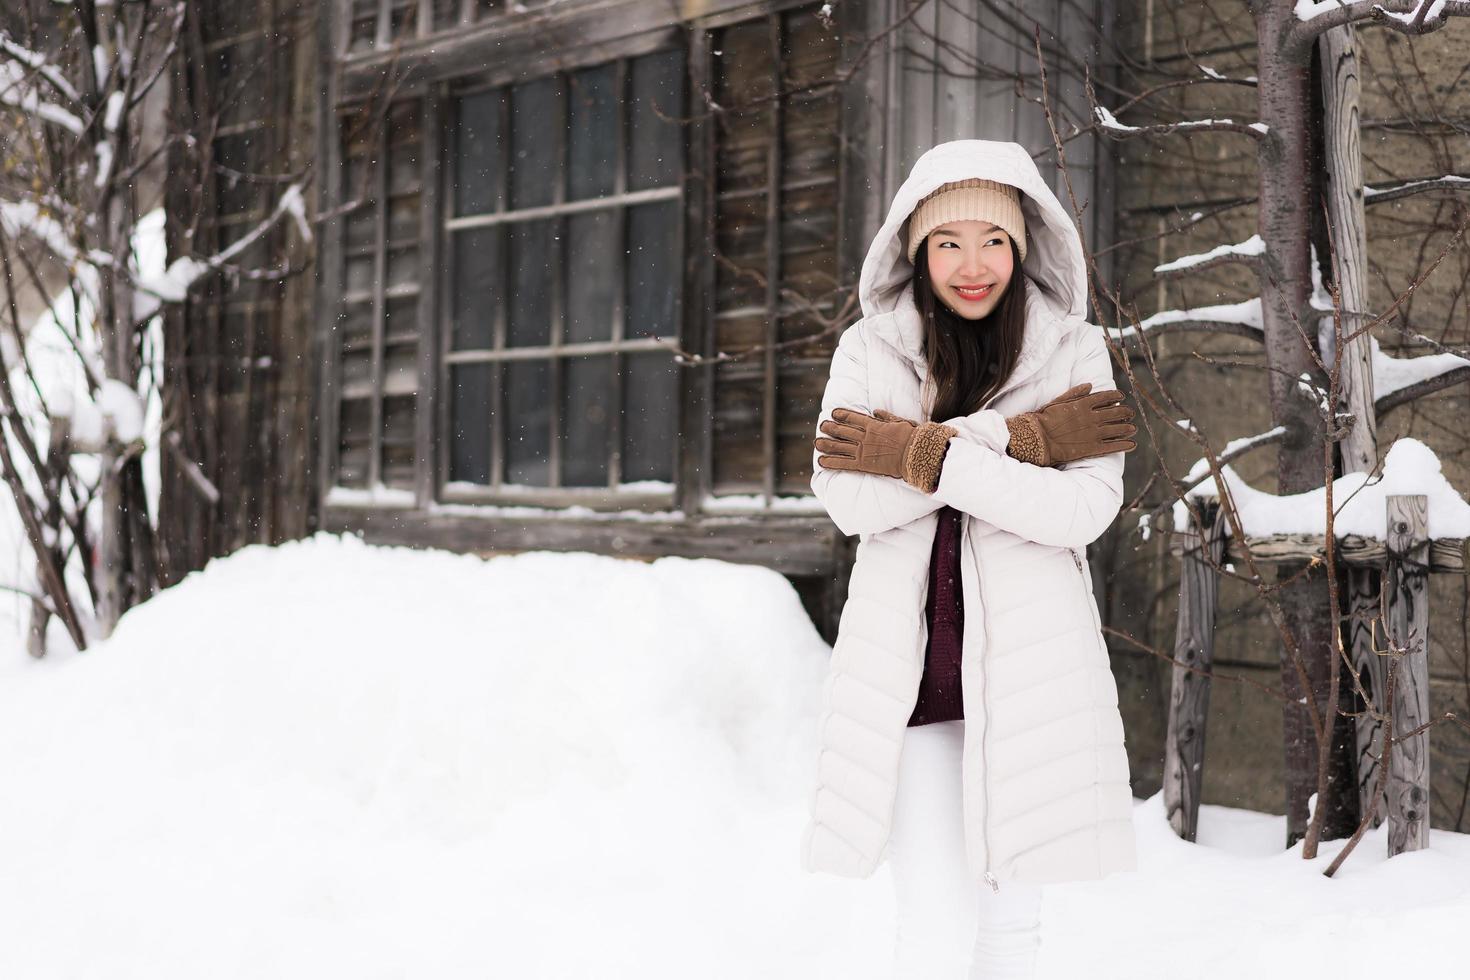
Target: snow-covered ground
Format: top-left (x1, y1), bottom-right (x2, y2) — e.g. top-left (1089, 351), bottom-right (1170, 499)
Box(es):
top-left (1, 534), bottom-right (1467, 978)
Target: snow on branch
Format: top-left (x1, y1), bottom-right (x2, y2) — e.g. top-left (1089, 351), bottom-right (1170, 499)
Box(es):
top-left (0, 33), bottom-right (82, 104)
top-left (1200, 65), bottom-right (1257, 84)
top-left (1094, 105), bottom-right (1268, 140)
top-left (1364, 173), bottom-right (1470, 205)
top-left (94, 90), bottom-right (126, 189)
top-left (1290, 0), bottom-right (1470, 47)
top-left (1371, 333), bottom-right (1470, 414)
top-left (0, 199), bottom-right (111, 278)
top-left (1176, 437), bottom-right (1470, 540)
top-left (1162, 424), bottom-right (1288, 508)
top-left (1106, 298), bottom-right (1264, 346)
top-left (133, 181), bottom-right (310, 307)
top-left (1154, 235), bottom-right (1265, 279)
top-left (0, 60), bottom-right (84, 134)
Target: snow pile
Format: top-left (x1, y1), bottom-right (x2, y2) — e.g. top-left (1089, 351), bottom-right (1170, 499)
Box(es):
top-left (1047, 798), bottom-right (1470, 978)
top-left (1, 535), bottom-right (1468, 977)
top-left (0, 534), bottom-right (885, 978)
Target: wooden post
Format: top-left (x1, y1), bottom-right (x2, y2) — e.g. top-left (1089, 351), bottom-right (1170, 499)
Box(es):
top-left (1164, 500), bottom-right (1226, 841)
top-left (1349, 561), bottom-right (1386, 827)
top-left (1319, 25), bottom-right (1376, 476)
top-left (1320, 22), bottom-right (1387, 832)
top-left (1384, 494), bottom-right (1430, 855)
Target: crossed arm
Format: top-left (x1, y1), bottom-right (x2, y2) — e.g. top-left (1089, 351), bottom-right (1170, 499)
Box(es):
top-left (810, 324), bottom-right (1126, 548)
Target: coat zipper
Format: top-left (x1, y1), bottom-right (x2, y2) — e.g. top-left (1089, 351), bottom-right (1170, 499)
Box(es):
top-left (968, 519), bottom-right (1000, 894)
top-left (979, 549), bottom-right (1088, 894)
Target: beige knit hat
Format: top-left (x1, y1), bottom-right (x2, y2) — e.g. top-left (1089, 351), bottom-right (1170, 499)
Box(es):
top-left (905, 177), bottom-right (1028, 264)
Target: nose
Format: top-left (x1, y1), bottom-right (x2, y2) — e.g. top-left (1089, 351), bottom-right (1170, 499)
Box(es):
top-left (959, 249), bottom-right (991, 279)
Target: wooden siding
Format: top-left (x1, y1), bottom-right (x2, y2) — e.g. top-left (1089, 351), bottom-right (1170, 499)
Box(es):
top-left (708, 5), bottom-right (843, 500)
top-left (160, 1), bottom-right (319, 580)
top-left (884, 0), bottom-right (1114, 272)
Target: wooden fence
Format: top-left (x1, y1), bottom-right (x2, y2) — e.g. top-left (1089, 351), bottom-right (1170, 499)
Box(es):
top-left (1162, 495), bottom-right (1468, 854)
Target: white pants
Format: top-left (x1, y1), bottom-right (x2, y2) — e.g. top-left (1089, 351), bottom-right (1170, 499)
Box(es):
top-left (888, 719), bottom-right (1043, 980)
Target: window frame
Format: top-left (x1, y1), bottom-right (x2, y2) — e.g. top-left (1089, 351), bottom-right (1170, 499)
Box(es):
top-left (318, 0), bottom-right (858, 519)
top-left (698, 3), bottom-right (849, 503)
top-left (340, 0), bottom-right (511, 54)
top-left (432, 47), bottom-right (688, 509)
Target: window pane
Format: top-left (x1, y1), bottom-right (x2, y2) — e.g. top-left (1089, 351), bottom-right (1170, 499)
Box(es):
top-left (388, 0), bottom-right (417, 39)
top-left (507, 219), bottom-right (555, 347)
top-left (565, 209), bottom-right (617, 343)
top-left (711, 367), bottom-right (762, 489)
top-left (450, 363), bottom-right (493, 484)
top-left (386, 245), bottom-right (419, 291)
top-left (509, 77), bottom-right (557, 209)
top-left (344, 202), bottom-right (375, 250)
top-left (388, 193), bottom-right (419, 244)
top-left (622, 351), bottom-right (677, 483)
top-left (567, 64), bottom-right (617, 201)
top-left (454, 89), bottom-right (502, 217)
top-left (348, 0), bottom-right (378, 51)
top-left (338, 398), bottom-right (372, 486)
top-left (382, 393), bottom-right (416, 488)
top-left (432, 0), bottom-right (460, 31)
top-left (625, 200), bottom-right (678, 339)
top-left (628, 49), bottom-right (683, 191)
top-left (561, 355), bottom-right (613, 487)
top-left (384, 296), bottom-right (418, 346)
top-left (503, 359), bottom-right (551, 485)
top-left (345, 252), bottom-right (374, 298)
top-left (712, 20), bottom-right (774, 195)
top-left (452, 227), bottom-right (500, 351)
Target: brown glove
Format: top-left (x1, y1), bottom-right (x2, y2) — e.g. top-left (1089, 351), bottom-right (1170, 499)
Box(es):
top-left (815, 408), bottom-right (957, 493)
top-left (1004, 382), bottom-right (1137, 467)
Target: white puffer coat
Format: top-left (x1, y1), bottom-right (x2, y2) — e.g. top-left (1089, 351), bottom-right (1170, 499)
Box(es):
top-left (799, 140), bottom-right (1137, 889)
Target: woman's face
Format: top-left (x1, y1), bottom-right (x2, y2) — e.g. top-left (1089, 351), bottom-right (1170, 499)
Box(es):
top-left (923, 219), bottom-right (1016, 321)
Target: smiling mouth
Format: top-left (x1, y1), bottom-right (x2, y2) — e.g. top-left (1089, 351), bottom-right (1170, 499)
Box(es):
top-left (952, 283), bottom-right (995, 301)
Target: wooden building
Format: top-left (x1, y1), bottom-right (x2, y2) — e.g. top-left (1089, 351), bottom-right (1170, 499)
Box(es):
top-left (166, 0), bottom-right (1113, 636)
top-left (169, 1), bottom-right (1470, 829)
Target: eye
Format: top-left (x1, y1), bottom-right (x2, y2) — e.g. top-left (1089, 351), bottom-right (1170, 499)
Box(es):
top-left (986, 237), bottom-right (1004, 246)
top-left (937, 241), bottom-right (959, 249)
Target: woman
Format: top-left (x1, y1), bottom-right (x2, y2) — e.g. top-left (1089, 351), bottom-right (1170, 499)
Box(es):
top-left (802, 140), bottom-right (1140, 979)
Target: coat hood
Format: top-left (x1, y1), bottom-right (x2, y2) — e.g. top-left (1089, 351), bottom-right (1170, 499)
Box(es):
top-left (856, 141), bottom-right (1091, 396)
top-left (859, 140), bottom-right (1088, 320)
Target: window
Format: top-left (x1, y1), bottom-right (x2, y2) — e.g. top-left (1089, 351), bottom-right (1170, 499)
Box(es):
top-left (707, 5), bottom-right (842, 499)
top-left (345, 1), bottom-right (518, 52)
top-left (333, 98), bottom-right (425, 492)
top-left (442, 48), bottom-right (685, 495)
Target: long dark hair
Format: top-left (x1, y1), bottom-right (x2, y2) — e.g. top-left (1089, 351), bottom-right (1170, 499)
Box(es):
top-left (911, 236), bottom-right (1028, 422)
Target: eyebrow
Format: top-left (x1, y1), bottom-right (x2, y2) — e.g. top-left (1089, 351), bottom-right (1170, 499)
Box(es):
top-left (932, 223), bottom-right (1001, 237)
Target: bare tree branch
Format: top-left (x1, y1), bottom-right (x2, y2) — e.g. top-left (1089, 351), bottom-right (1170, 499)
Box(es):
top-left (1289, 0), bottom-right (1470, 50)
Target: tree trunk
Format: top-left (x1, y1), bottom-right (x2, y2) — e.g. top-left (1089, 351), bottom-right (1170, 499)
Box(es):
top-left (1255, 1), bottom-right (1358, 846)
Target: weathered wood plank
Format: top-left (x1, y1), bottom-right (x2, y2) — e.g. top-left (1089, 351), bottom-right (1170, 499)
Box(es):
top-left (934, 0), bottom-right (977, 143)
top-left (1349, 562), bottom-right (1386, 828)
top-left (897, 0), bottom-right (938, 178)
top-left (1319, 25), bottom-right (1376, 476)
top-left (1164, 499), bottom-right (1226, 841)
top-left (1167, 527), bottom-right (1465, 573)
top-left (1384, 494), bottom-right (1430, 855)
top-left (322, 505), bottom-right (839, 575)
top-left (682, 26), bottom-right (715, 517)
top-left (416, 89), bottom-right (444, 508)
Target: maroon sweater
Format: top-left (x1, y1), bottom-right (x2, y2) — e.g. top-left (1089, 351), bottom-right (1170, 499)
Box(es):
top-left (908, 504), bottom-right (965, 727)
